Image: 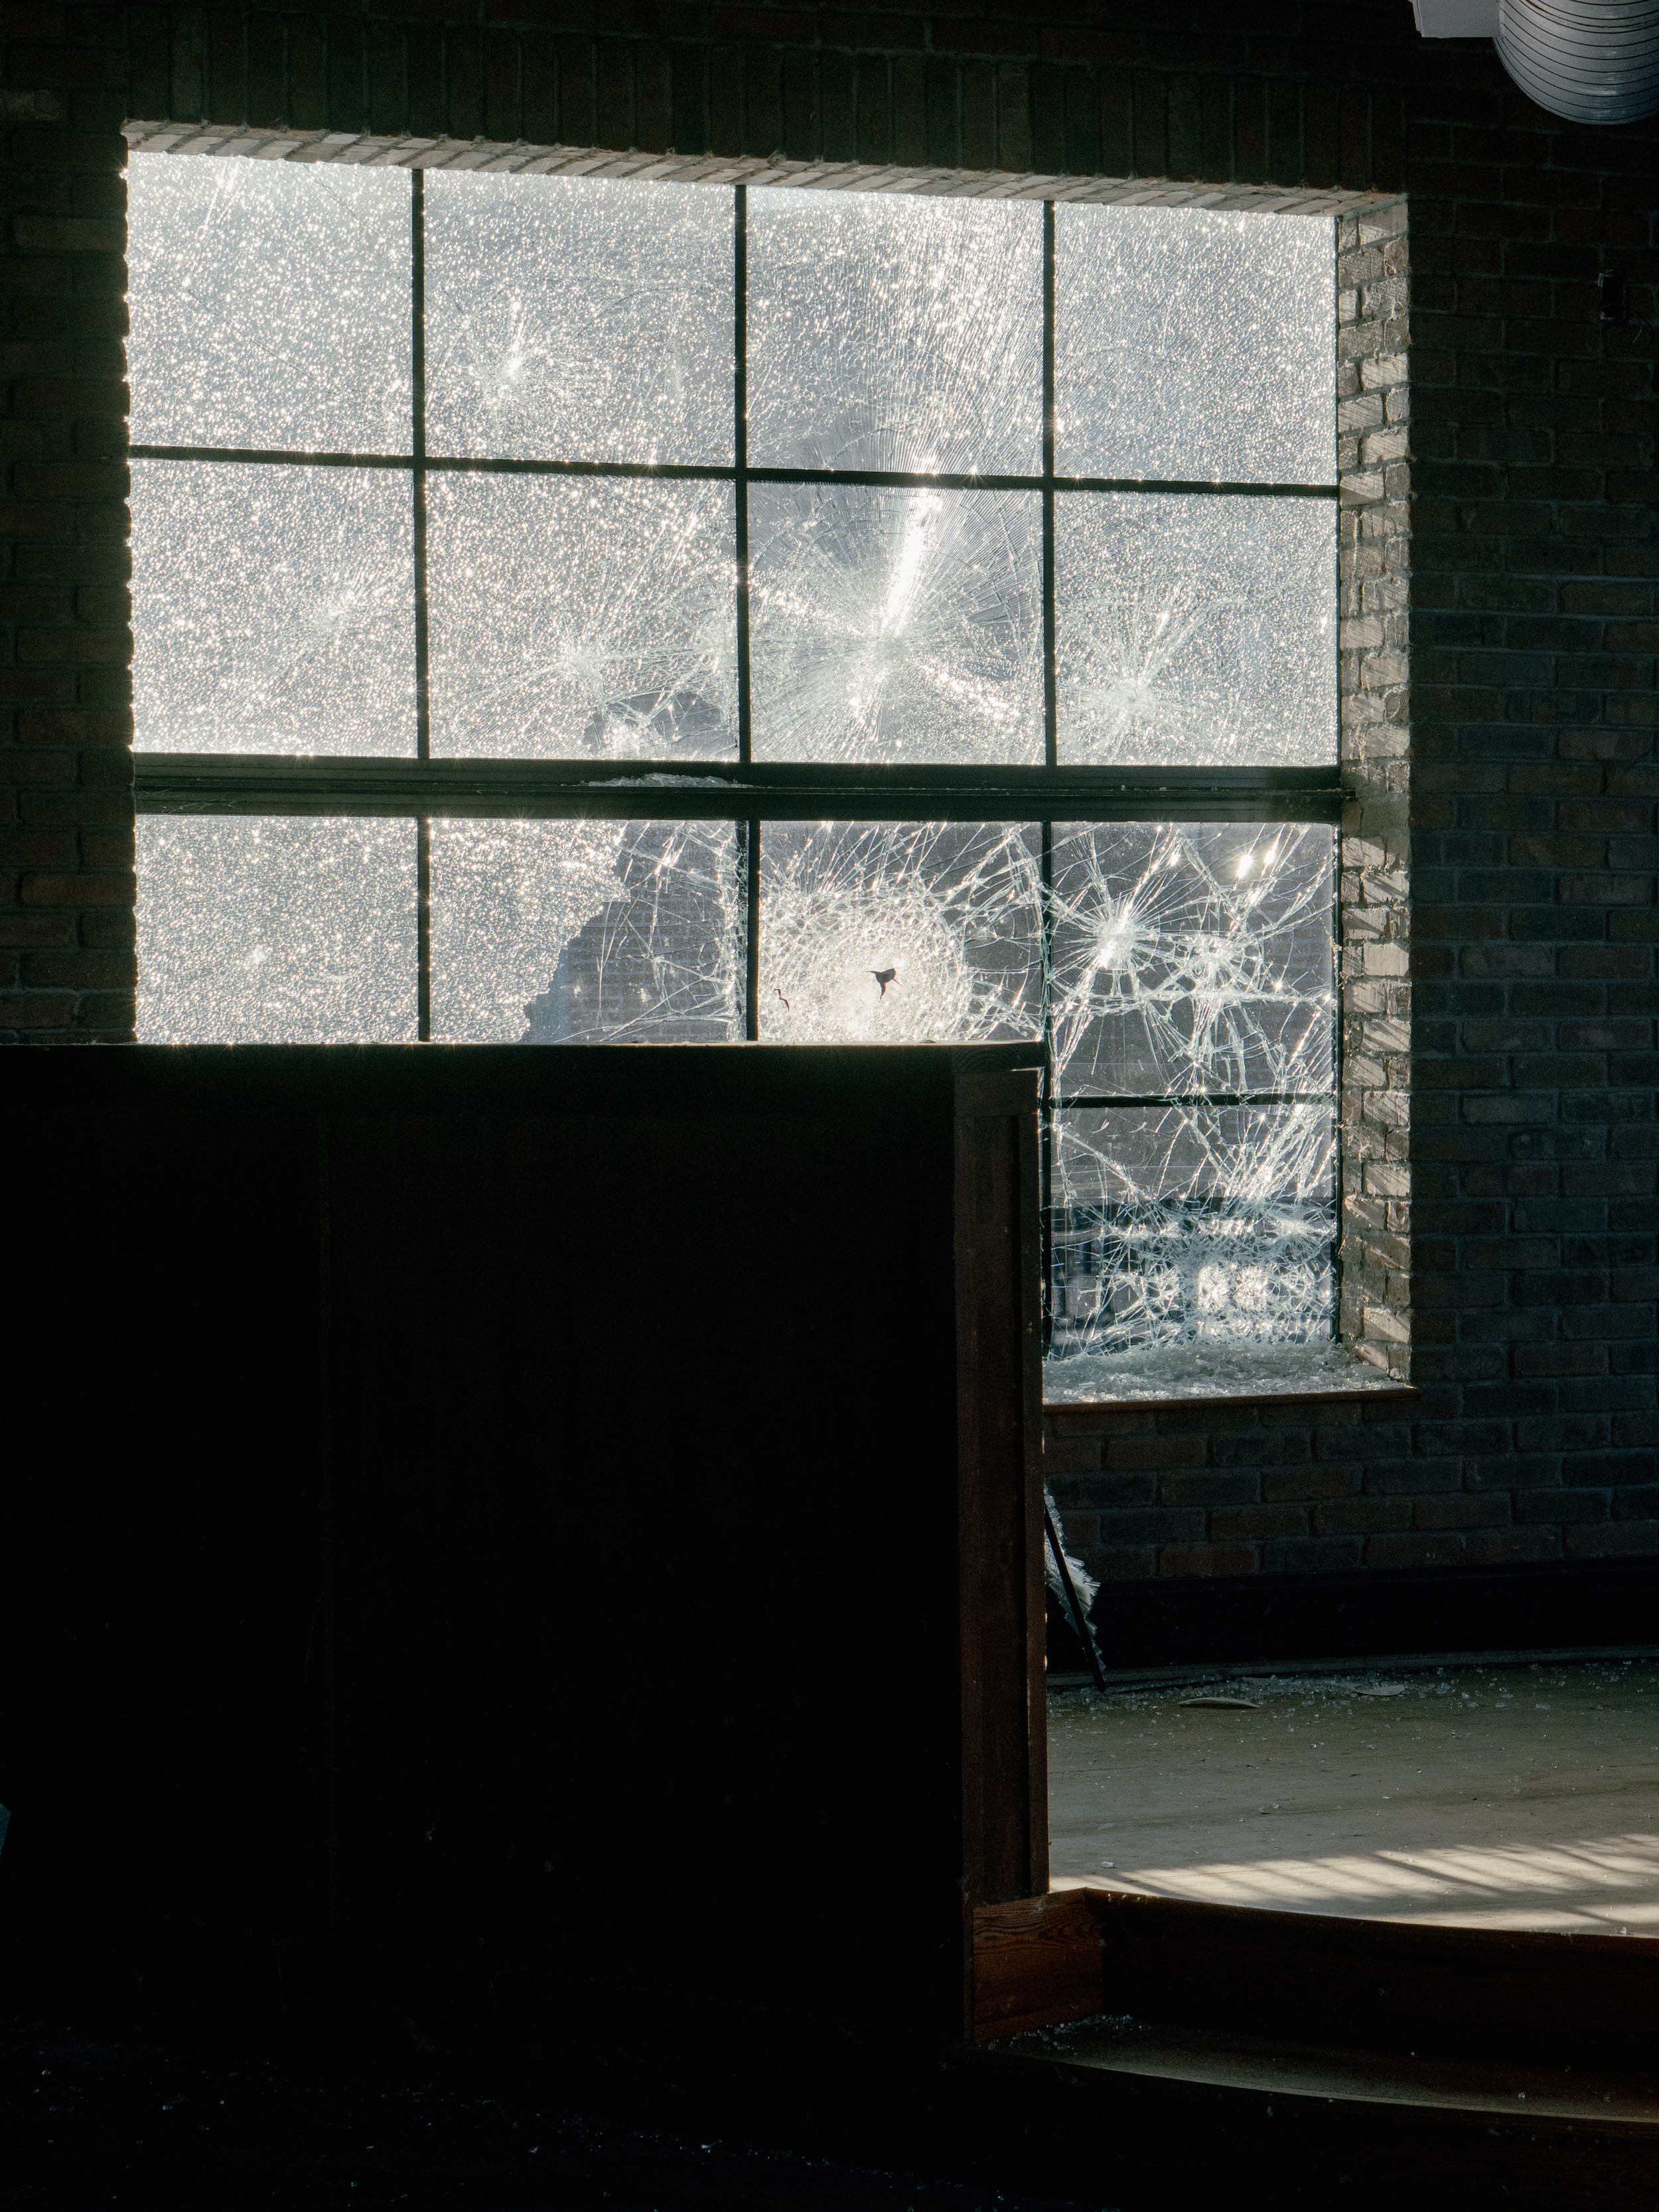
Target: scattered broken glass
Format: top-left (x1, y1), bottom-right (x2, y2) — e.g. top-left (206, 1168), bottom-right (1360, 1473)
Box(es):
top-left (748, 485), bottom-right (1043, 763)
top-left (423, 172), bottom-right (734, 466)
top-left (518, 820), bottom-right (743, 1042)
top-left (126, 151), bottom-right (412, 455)
top-left (1048, 822), bottom-right (1334, 1098)
top-left (131, 459), bottom-right (417, 755)
top-left (136, 815), bottom-right (417, 1041)
top-left (425, 473), bottom-right (738, 759)
top-left (1054, 203), bottom-right (1335, 485)
top-left (1048, 1102), bottom-right (1336, 1371)
top-left (1054, 492), bottom-right (1337, 767)
top-left (757, 821), bottom-right (1043, 1043)
top-left (747, 188), bottom-right (1043, 475)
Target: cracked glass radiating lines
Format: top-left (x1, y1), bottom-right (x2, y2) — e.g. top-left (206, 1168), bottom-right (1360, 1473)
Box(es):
top-left (426, 474), bottom-right (738, 759)
top-left (1049, 1102), bottom-right (1336, 1370)
top-left (136, 816), bottom-right (418, 1041)
top-left (757, 821), bottom-right (1043, 1043)
top-left (1054, 202), bottom-right (1335, 485)
top-left (1050, 822), bottom-right (1334, 1100)
top-left (127, 151), bottom-right (412, 455)
top-left (131, 459), bottom-right (417, 755)
top-left (747, 190), bottom-right (1043, 475)
top-left (423, 172), bottom-right (735, 466)
top-left (1055, 492), bottom-right (1336, 767)
top-left (749, 485), bottom-right (1043, 763)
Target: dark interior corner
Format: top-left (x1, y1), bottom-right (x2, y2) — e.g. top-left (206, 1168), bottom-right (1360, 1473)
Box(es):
top-left (3, 1), bottom-right (1658, 2204)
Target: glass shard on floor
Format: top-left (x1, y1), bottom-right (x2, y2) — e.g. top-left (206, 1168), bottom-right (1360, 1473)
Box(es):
top-left (131, 459), bottom-right (417, 755)
top-left (757, 821), bottom-right (1043, 1043)
top-left (748, 485), bottom-right (1043, 763)
top-left (136, 816), bottom-right (418, 1041)
top-left (426, 474), bottom-right (738, 759)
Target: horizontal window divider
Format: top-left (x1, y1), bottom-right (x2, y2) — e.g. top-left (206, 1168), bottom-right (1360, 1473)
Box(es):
top-left (127, 444), bottom-right (1337, 501)
top-left (1054, 1092), bottom-right (1337, 1110)
top-left (133, 755), bottom-right (1348, 825)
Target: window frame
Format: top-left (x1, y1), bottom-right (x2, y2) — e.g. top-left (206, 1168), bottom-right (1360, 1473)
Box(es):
top-left (129, 159), bottom-right (1355, 1368)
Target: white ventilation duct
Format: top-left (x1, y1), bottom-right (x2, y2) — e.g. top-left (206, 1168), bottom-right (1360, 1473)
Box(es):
top-left (1416, 0), bottom-right (1659, 125)
top-left (1498, 0), bottom-right (1659, 122)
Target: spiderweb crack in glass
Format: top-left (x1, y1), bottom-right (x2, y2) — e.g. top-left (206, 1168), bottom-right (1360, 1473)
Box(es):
top-left (137, 817), bottom-right (418, 1041)
top-left (423, 173), bottom-right (734, 467)
top-left (1050, 1102), bottom-right (1336, 1367)
top-left (516, 822), bottom-right (743, 1044)
top-left (1054, 202), bottom-right (1336, 486)
top-left (426, 475), bottom-right (738, 759)
top-left (749, 486), bottom-right (1043, 764)
top-left (1056, 494), bottom-right (1337, 767)
top-left (757, 822), bottom-right (1043, 1044)
top-left (127, 152), bottom-right (412, 455)
top-left (1049, 824), bottom-right (1334, 1098)
top-left (131, 461), bottom-right (417, 756)
top-left (747, 189), bottom-right (1043, 476)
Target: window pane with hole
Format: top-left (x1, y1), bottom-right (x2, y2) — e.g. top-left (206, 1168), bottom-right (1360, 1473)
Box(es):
top-left (431, 818), bottom-right (743, 1041)
top-left (127, 152), bottom-right (412, 455)
top-left (132, 459), bottom-right (417, 755)
top-left (1048, 822), bottom-right (1334, 1099)
top-left (1054, 490), bottom-right (1336, 767)
top-left (748, 485), bottom-right (1043, 765)
top-left (426, 473), bottom-right (738, 759)
top-left (757, 821), bottom-right (1042, 1042)
top-left (423, 172), bottom-right (735, 467)
top-left (1054, 203), bottom-right (1335, 486)
top-left (1046, 1100), bottom-right (1336, 1392)
top-left (136, 816), bottom-right (418, 1041)
top-left (746, 189), bottom-right (1043, 475)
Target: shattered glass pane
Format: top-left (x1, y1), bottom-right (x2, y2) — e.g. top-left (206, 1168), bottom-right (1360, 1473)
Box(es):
top-left (127, 151), bottom-right (412, 455)
top-left (517, 821), bottom-right (743, 1042)
top-left (132, 459), bottom-right (417, 755)
top-left (135, 815), bottom-right (417, 1041)
top-left (1047, 1102), bottom-right (1336, 1371)
top-left (747, 189), bottom-right (1043, 475)
top-left (748, 486), bottom-right (1043, 764)
top-left (1054, 492), bottom-right (1336, 767)
top-left (757, 822), bottom-right (1042, 1043)
top-left (426, 474), bottom-right (737, 759)
top-left (1049, 823), bottom-right (1334, 1098)
top-left (423, 172), bottom-right (734, 465)
top-left (1054, 204), bottom-right (1334, 485)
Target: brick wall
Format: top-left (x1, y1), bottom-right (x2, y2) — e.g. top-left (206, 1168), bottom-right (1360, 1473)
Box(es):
top-left (0, 15), bottom-right (134, 1040)
top-left (5, 2), bottom-right (1654, 1606)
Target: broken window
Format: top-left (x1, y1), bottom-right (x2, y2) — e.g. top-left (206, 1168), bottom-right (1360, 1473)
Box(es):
top-left (129, 153), bottom-right (1346, 1398)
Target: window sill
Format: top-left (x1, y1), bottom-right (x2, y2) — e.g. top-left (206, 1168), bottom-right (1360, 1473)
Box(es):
top-left (1042, 1341), bottom-right (1410, 1415)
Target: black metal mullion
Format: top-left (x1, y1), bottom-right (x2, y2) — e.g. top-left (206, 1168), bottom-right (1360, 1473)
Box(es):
top-left (734, 183), bottom-right (752, 771)
top-left (411, 167), bottom-right (433, 1037)
top-left (744, 815), bottom-right (760, 1042)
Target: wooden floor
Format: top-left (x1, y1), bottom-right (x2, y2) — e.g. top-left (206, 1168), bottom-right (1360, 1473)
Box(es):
top-left (1048, 1654), bottom-right (1659, 1929)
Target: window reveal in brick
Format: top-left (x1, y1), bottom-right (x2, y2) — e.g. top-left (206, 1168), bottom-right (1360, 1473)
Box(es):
top-left (136, 816), bottom-right (419, 1043)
